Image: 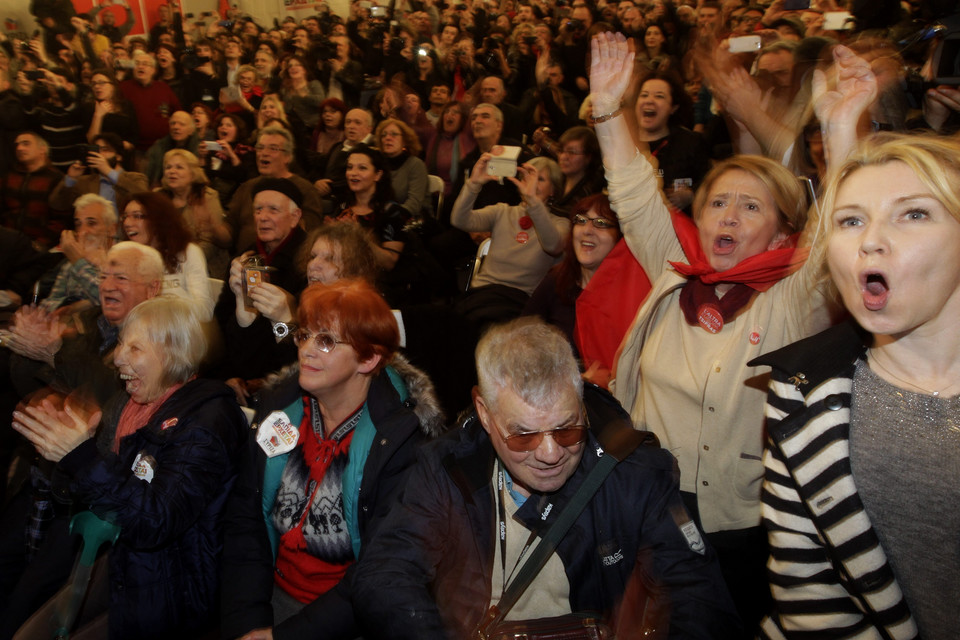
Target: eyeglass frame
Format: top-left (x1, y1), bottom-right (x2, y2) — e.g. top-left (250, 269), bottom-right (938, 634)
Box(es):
top-left (484, 400), bottom-right (589, 453)
top-left (572, 214), bottom-right (618, 230)
top-left (292, 329), bottom-right (350, 353)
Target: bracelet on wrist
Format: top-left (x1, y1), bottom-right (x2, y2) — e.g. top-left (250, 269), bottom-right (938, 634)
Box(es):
top-left (590, 107), bottom-right (623, 124)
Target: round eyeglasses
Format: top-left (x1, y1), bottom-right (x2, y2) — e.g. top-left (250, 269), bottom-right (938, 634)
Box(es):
top-left (292, 330), bottom-right (349, 353)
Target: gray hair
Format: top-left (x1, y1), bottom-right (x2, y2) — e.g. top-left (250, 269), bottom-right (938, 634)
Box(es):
top-left (528, 156), bottom-right (563, 196)
top-left (108, 241), bottom-right (164, 282)
top-left (473, 103), bottom-right (503, 123)
top-left (122, 296), bottom-right (207, 385)
top-left (18, 131), bottom-right (49, 156)
top-left (73, 193), bottom-right (118, 227)
top-left (258, 125), bottom-right (295, 154)
top-left (476, 317), bottom-right (582, 413)
top-left (133, 50), bottom-right (157, 68)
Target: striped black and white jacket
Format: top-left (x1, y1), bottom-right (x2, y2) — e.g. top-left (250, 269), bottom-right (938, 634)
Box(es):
top-left (750, 322), bottom-right (919, 640)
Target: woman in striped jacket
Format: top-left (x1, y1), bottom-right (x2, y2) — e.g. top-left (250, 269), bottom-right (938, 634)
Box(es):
top-left (754, 133), bottom-right (960, 640)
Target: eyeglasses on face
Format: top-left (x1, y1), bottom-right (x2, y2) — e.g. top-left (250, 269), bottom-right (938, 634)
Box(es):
top-left (489, 412), bottom-right (588, 453)
top-left (573, 214), bottom-right (617, 229)
top-left (255, 144), bottom-right (287, 153)
top-left (292, 329), bottom-right (349, 353)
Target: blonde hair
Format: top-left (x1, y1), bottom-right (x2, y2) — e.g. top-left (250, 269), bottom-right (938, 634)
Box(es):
top-left (811, 132), bottom-right (960, 293)
top-left (162, 149), bottom-right (209, 186)
top-left (692, 154), bottom-right (809, 234)
top-left (528, 156), bottom-right (563, 197)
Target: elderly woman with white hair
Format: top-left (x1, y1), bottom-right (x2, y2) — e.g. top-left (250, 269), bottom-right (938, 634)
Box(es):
top-left (451, 154), bottom-right (570, 325)
top-left (11, 296), bottom-right (248, 639)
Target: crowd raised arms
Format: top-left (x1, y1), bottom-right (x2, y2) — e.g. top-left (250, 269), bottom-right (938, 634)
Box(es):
top-left (0, 1), bottom-right (958, 638)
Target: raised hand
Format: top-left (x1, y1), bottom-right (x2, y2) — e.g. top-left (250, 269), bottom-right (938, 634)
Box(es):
top-left (589, 31), bottom-right (633, 113)
top-left (813, 44), bottom-right (877, 165)
top-left (507, 163), bottom-right (541, 203)
top-left (468, 152), bottom-right (497, 186)
top-left (813, 44), bottom-right (877, 132)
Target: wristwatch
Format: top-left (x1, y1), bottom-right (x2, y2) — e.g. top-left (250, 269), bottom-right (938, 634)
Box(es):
top-left (272, 321), bottom-right (297, 340)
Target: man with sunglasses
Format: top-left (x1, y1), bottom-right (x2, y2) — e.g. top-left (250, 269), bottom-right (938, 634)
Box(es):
top-left (353, 317), bottom-right (740, 639)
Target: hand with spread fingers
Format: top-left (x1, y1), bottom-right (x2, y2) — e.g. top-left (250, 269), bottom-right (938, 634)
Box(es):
top-left (589, 31), bottom-right (633, 114)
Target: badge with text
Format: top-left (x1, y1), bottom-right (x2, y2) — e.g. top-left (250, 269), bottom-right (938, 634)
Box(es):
top-left (515, 231), bottom-right (529, 244)
top-left (131, 452), bottom-right (157, 483)
top-left (680, 520), bottom-right (706, 555)
top-left (697, 303), bottom-right (723, 334)
top-left (256, 410), bottom-right (299, 457)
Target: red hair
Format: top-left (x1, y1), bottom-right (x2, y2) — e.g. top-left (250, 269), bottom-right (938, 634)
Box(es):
top-left (297, 280), bottom-right (399, 373)
top-left (554, 193), bottom-right (620, 302)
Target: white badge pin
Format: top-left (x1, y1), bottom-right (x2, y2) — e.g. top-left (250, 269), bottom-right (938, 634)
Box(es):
top-left (256, 410), bottom-right (300, 457)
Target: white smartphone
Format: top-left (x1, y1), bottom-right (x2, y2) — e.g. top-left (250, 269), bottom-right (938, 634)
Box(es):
top-left (823, 11), bottom-right (855, 31)
top-left (728, 35), bottom-right (761, 54)
top-left (486, 145), bottom-right (522, 178)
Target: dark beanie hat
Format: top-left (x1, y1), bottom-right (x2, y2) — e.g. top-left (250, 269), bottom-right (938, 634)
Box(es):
top-left (252, 177), bottom-right (304, 209)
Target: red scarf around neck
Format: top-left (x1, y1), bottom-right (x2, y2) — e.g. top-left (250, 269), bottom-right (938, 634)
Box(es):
top-left (666, 210), bottom-right (808, 329)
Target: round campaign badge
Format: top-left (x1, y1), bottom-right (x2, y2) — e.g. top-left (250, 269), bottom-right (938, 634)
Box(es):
top-left (515, 231), bottom-right (529, 244)
top-left (697, 304), bottom-right (723, 334)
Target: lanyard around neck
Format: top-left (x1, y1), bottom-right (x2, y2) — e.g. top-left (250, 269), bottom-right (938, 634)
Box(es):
top-left (496, 462), bottom-right (539, 599)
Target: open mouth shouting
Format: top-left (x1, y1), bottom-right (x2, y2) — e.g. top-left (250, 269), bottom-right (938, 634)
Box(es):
top-left (713, 234), bottom-right (737, 255)
top-left (860, 270), bottom-right (889, 311)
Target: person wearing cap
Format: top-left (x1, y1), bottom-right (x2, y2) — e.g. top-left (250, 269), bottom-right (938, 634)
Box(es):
top-left (213, 176), bottom-right (310, 405)
top-left (48, 132), bottom-right (147, 212)
top-left (227, 126), bottom-right (323, 255)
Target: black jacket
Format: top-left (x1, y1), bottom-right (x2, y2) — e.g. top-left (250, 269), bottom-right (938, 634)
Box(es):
top-left (59, 379), bottom-right (247, 639)
top-left (352, 385), bottom-right (742, 639)
top-left (212, 226), bottom-right (308, 382)
top-left (220, 358), bottom-right (445, 640)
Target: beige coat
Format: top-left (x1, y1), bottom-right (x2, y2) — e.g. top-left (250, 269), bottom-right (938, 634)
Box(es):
top-left (608, 153), bottom-right (831, 533)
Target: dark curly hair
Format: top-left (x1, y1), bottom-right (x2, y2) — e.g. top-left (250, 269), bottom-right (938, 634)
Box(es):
top-left (122, 191), bottom-right (193, 273)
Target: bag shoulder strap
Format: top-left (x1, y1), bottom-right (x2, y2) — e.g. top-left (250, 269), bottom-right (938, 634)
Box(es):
top-left (480, 427), bottom-right (650, 633)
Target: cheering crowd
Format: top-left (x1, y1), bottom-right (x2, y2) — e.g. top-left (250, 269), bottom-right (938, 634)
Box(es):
top-left (0, 0), bottom-right (958, 638)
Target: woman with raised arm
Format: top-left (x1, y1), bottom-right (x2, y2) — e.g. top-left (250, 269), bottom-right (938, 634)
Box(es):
top-left (588, 32), bottom-right (875, 631)
top-left (755, 133), bottom-right (960, 640)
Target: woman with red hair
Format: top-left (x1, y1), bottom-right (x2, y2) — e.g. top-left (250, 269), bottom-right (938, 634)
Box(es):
top-left (221, 279), bottom-right (444, 640)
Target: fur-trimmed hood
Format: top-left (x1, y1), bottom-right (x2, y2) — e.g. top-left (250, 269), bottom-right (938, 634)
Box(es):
top-left (260, 353), bottom-right (447, 438)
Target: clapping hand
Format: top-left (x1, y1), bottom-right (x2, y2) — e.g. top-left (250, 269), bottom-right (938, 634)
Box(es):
top-left (12, 391), bottom-right (101, 462)
top-left (5, 305), bottom-right (67, 365)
